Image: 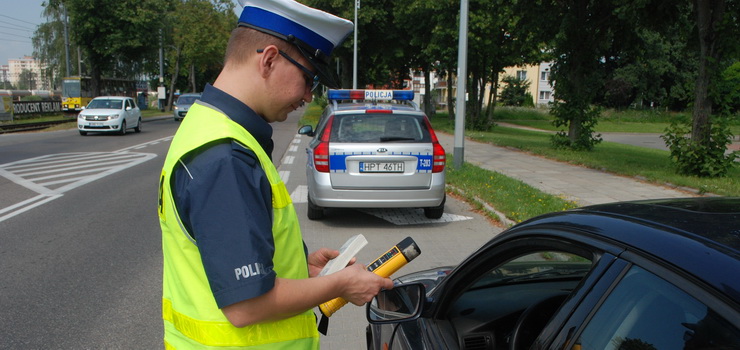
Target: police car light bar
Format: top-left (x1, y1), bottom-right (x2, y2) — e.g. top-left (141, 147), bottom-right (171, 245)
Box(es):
top-left (327, 89), bottom-right (414, 101)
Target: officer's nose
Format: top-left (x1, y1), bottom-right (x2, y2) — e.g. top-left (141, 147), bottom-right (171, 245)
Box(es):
top-left (303, 86), bottom-right (313, 103)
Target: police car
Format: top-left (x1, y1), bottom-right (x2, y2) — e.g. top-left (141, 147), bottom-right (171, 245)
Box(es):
top-left (298, 90), bottom-right (446, 220)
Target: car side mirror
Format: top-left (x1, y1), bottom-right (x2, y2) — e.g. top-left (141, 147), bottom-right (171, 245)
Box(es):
top-left (126, 106), bottom-right (132, 111)
top-left (367, 283), bottom-right (425, 324)
top-left (298, 124), bottom-right (314, 137)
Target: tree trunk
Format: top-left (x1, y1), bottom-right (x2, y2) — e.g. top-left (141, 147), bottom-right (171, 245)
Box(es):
top-left (691, 0), bottom-right (725, 142)
top-left (190, 64), bottom-right (196, 92)
top-left (167, 45), bottom-right (182, 112)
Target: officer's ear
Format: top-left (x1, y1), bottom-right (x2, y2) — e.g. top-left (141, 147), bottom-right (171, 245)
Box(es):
top-left (257, 45), bottom-right (280, 79)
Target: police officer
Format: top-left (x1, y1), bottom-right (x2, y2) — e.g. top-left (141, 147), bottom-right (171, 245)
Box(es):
top-left (158, 0), bottom-right (394, 348)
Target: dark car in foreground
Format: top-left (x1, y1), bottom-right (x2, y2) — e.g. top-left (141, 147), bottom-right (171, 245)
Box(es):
top-left (367, 197), bottom-right (740, 350)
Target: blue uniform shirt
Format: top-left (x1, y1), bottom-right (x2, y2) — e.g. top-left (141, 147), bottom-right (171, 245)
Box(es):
top-left (171, 84), bottom-right (283, 308)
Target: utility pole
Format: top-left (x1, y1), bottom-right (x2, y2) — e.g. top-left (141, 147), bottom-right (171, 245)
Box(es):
top-left (63, 5), bottom-right (71, 77)
top-left (454, 0), bottom-right (469, 168)
top-left (352, 0), bottom-right (359, 89)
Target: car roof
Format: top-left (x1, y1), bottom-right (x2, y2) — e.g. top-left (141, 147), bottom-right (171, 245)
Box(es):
top-left (93, 96), bottom-right (129, 100)
top-left (510, 197), bottom-right (740, 301)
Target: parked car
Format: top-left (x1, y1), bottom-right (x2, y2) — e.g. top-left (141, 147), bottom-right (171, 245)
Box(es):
top-left (366, 197), bottom-right (740, 350)
top-left (77, 96), bottom-right (141, 136)
top-left (298, 90), bottom-right (446, 220)
top-left (173, 93), bottom-right (201, 121)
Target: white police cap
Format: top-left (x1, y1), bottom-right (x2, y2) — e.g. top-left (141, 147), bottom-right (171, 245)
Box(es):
top-left (238, 0), bottom-right (354, 88)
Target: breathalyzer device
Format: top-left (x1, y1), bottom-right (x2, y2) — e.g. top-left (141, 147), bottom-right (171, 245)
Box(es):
top-left (319, 236), bottom-right (421, 317)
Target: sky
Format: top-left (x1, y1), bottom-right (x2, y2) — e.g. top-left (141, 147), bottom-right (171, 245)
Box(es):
top-left (0, 0), bottom-right (244, 66)
top-left (0, 0), bottom-right (47, 65)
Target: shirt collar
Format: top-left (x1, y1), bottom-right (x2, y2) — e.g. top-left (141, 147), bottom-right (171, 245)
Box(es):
top-left (200, 83), bottom-right (274, 158)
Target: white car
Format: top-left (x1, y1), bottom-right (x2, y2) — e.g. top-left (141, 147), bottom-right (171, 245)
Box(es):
top-left (78, 96), bottom-right (142, 135)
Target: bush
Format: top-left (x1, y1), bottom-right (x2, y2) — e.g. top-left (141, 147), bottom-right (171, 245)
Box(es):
top-left (661, 115), bottom-right (738, 177)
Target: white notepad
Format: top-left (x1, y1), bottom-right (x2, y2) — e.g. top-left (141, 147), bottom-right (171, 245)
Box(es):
top-left (319, 234), bottom-right (368, 276)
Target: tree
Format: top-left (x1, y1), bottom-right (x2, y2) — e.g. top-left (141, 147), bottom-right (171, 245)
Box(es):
top-left (165, 0), bottom-right (235, 110)
top-left (662, 0), bottom-right (740, 177)
top-left (33, 2), bottom-right (78, 89)
top-left (499, 75), bottom-right (533, 107)
top-left (54, 0), bottom-right (172, 96)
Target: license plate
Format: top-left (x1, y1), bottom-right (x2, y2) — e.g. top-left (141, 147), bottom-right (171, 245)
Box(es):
top-left (88, 122), bottom-right (103, 126)
top-left (360, 161), bottom-right (404, 173)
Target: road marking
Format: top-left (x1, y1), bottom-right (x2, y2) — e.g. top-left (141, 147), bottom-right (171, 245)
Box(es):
top-left (0, 150), bottom-right (157, 223)
top-left (289, 185), bottom-right (471, 225)
top-left (279, 170), bottom-right (290, 184)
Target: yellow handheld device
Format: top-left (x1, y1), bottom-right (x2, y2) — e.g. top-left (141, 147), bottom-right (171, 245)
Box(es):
top-left (319, 236), bottom-right (421, 317)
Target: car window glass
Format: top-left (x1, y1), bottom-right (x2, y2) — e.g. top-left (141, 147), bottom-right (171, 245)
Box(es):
top-left (177, 96), bottom-right (197, 105)
top-left (448, 251), bottom-right (593, 350)
top-left (88, 99), bottom-right (121, 109)
top-left (575, 265), bottom-right (740, 350)
top-left (331, 114), bottom-right (427, 143)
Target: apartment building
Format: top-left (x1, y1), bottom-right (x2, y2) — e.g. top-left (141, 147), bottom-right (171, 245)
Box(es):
top-left (8, 56), bottom-right (49, 90)
top-left (499, 62), bottom-right (554, 105)
top-left (0, 65), bottom-right (9, 88)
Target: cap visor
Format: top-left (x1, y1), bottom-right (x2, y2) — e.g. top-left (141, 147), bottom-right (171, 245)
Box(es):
top-left (303, 54), bottom-right (340, 89)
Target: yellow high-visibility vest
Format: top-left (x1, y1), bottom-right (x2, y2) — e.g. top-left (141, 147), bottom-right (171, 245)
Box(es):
top-left (158, 102), bottom-right (318, 349)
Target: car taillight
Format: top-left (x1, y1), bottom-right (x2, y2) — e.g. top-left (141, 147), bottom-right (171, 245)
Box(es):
top-left (424, 117), bottom-right (446, 173)
top-left (314, 116), bottom-right (334, 173)
top-left (314, 141), bottom-right (330, 172)
top-left (433, 142), bottom-right (446, 173)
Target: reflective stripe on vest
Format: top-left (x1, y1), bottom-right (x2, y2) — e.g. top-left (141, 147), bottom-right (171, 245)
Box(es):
top-left (162, 299), bottom-right (317, 347)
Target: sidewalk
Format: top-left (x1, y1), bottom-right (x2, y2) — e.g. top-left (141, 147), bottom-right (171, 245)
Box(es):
top-left (436, 132), bottom-right (697, 207)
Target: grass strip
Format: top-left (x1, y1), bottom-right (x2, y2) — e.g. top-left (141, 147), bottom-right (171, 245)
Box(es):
top-left (446, 156), bottom-right (579, 225)
top-left (431, 117), bottom-right (739, 197)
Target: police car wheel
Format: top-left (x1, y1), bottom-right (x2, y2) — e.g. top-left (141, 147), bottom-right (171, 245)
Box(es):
top-left (423, 196), bottom-right (445, 219)
top-left (307, 195), bottom-right (324, 220)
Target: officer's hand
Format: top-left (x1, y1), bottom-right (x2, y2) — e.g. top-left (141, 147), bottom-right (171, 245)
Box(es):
top-left (338, 263), bottom-right (394, 306)
top-left (307, 248), bottom-right (337, 277)
top-left (307, 248), bottom-right (358, 277)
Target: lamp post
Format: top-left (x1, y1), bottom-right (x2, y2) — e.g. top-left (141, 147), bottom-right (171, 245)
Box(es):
top-left (352, 0), bottom-right (359, 89)
top-left (454, 0), bottom-right (469, 168)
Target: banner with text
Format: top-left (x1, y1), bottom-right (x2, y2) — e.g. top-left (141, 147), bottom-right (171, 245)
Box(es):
top-left (12, 100), bottom-right (63, 115)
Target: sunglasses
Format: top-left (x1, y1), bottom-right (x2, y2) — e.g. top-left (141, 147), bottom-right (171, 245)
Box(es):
top-left (257, 48), bottom-right (320, 92)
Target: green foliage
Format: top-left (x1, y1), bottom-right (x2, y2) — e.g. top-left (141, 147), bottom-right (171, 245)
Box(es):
top-left (499, 76), bottom-right (533, 107)
top-left (714, 62), bottom-right (740, 115)
top-left (60, 0), bottom-right (173, 94)
top-left (550, 101), bottom-right (602, 151)
top-left (167, 0), bottom-right (235, 94)
top-left (661, 115), bottom-right (738, 177)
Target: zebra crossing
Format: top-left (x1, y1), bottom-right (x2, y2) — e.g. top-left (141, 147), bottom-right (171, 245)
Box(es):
top-left (0, 150), bottom-right (158, 223)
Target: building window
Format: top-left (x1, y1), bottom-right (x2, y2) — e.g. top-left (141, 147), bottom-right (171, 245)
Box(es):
top-left (517, 70), bottom-right (527, 80)
top-left (539, 91), bottom-right (552, 101)
top-left (541, 71), bottom-right (550, 81)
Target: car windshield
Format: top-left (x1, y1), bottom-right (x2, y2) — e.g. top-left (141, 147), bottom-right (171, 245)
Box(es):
top-left (469, 252), bottom-right (592, 290)
top-left (87, 99), bottom-right (123, 110)
top-left (330, 114), bottom-right (428, 143)
top-left (176, 96), bottom-right (198, 105)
